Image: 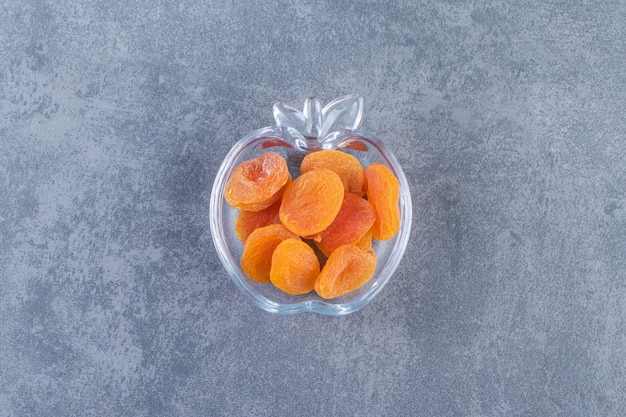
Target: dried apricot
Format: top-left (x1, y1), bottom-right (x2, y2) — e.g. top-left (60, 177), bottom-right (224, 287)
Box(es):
top-left (234, 199), bottom-right (282, 242)
top-left (314, 245), bottom-right (377, 299)
top-left (270, 238), bottom-right (320, 295)
top-left (364, 163), bottom-right (401, 240)
top-left (279, 168), bottom-right (344, 237)
top-left (240, 224), bottom-right (299, 283)
top-left (300, 150), bottom-right (366, 195)
top-left (315, 193), bottom-right (376, 257)
top-left (355, 231), bottom-right (373, 251)
top-left (225, 152), bottom-right (290, 211)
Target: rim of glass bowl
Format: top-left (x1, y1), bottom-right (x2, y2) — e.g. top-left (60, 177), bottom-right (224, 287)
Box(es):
top-left (210, 126), bottom-right (412, 315)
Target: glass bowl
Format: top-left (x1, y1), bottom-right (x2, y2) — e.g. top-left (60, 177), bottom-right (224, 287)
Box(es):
top-left (210, 95), bottom-right (412, 315)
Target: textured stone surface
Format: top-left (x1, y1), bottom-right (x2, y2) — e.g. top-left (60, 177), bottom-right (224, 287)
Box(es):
top-left (1, 1), bottom-right (625, 416)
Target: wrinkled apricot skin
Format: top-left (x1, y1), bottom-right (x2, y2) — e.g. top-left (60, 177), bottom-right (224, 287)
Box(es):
top-left (315, 193), bottom-right (376, 257)
top-left (279, 168), bottom-right (344, 237)
top-left (300, 150), bottom-right (367, 195)
top-left (314, 245), bottom-right (377, 299)
top-left (364, 163), bottom-right (401, 241)
top-left (270, 239), bottom-right (320, 295)
top-left (240, 224), bottom-right (299, 283)
top-left (234, 200), bottom-right (282, 242)
top-left (224, 152), bottom-right (291, 211)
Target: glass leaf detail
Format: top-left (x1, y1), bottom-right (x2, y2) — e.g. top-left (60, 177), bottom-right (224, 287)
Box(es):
top-left (319, 94), bottom-right (363, 139)
top-left (272, 94), bottom-right (364, 150)
top-left (273, 101), bottom-right (306, 134)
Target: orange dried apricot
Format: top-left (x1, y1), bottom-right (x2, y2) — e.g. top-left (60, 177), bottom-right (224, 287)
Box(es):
top-left (225, 152), bottom-right (290, 211)
top-left (240, 224), bottom-right (299, 283)
top-left (314, 245), bottom-right (377, 299)
top-left (279, 168), bottom-right (344, 237)
top-left (315, 193), bottom-right (376, 257)
top-left (364, 163), bottom-right (400, 240)
top-left (355, 231), bottom-right (373, 251)
top-left (227, 151), bottom-right (402, 297)
top-left (234, 199), bottom-right (282, 242)
top-left (300, 150), bottom-right (366, 195)
top-left (270, 238), bottom-right (320, 295)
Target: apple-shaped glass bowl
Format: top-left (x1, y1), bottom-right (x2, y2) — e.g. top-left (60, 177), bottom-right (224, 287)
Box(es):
top-left (210, 95), bottom-right (412, 315)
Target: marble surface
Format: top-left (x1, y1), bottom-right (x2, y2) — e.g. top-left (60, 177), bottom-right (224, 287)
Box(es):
top-left (1, 1), bottom-right (625, 416)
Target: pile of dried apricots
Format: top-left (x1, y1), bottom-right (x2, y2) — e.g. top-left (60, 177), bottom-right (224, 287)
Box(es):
top-left (224, 149), bottom-right (400, 299)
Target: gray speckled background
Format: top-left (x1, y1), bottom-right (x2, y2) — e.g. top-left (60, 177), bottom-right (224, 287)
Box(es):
top-left (1, 1), bottom-right (625, 416)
